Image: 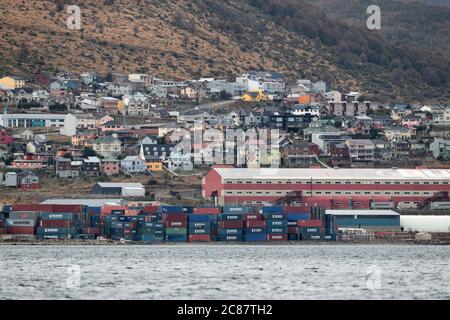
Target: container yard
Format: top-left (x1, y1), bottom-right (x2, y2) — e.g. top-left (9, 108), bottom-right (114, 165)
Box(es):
top-left (1, 203), bottom-right (450, 244)
top-left (0, 203), bottom-right (338, 244)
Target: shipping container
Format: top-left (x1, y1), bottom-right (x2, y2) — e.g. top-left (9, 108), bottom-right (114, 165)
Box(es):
top-left (244, 228), bottom-right (266, 234)
top-left (288, 234), bottom-right (298, 241)
top-left (288, 226), bottom-right (299, 234)
top-left (9, 212), bottom-right (40, 220)
top-left (188, 214), bottom-right (216, 222)
top-left (218, 228), bottom-right (242, 236)
top-left (142, 205), bottom-right (159, 214)
top-left (267, 227), bottom-right (288, 234)
top-left (267, 234), bottom-right (288, 241)
top-left (217, 234), bottom-right (243, 241)
top-left (6, 219), bottom-right (36, 227)
top-left (263, 213), bottom-right (285, 220)
top-left (287, 213), bottom-right (310, 222)
top-left (265, 220), bottom-right (287, 227)
top-left (244, 233), bottom-right (266, 241)
top-left (165, 228), bottom-right (187, 235)
top-left (10, 234), bottom-right (35, 241)
top-left (301, 234), bottom-right (322, 241)
top-left (218, 214), bottom-right (243, 221)
top-left (165, 221), bottom-right (187, 228)
top-left (7, 226), bottom-right (35, 234)
top-left (223, 206), bottom-right (254, 214)
top-left (0, 227), bottom-right (7, 234)
top-left (245, 220), bottom-right (266, 228)
top-left (218, 220), bottom-right (243, 228)
top-left (40, 220), bottom-right (74, 228)
top-left (243, 213), bottom-right (263, 221)
top-left (159, 206), bottom-right (187, 214)
top-left (163, 213), bottom-right (188, 222)
top-left (188, 228), bottom-right (210, 235)
top-left (41, 212), bottom-right (76, 221)
top-left (298, 220), bottom-right (322, 227)
top-left (322, 234), bottom-right (337, 241)
top-left (188, 222), bottom-right (211, 229)
top-left (261, 206), bottom-right (284, 214)
top-left (188, 234), bottom-right (211, 242)
top-left (138, 235), bottom-right (164, 242)
top-left (165, 234), bottom-right (187, 242)
top-left (193, 207), bottom-right (221, 215)
top-left (300, 226), bottom-right (322, 233)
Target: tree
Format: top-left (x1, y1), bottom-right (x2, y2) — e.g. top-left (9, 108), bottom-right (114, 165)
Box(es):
top-left (83, 147), bottom-right (97, 158)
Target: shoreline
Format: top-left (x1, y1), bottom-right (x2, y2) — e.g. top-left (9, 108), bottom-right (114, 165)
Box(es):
top-left (1, 240), bottom-right (449, 246)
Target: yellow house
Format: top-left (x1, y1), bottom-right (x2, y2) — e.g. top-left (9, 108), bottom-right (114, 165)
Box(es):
top-left (145, 156), bottom-right (164, 172)
top-left (242, 90), bottom-right (267, 102)
top-left (0, 76), bottom-right (26, 89)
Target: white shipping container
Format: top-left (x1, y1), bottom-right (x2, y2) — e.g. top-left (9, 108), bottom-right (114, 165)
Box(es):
top-left (400, 216), bottom-right (450, 233)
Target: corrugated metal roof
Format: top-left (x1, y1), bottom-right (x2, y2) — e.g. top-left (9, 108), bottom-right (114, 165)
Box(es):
top-left (326, 210), bottom-right (400, 216)
top-left (96, 183), bottom-right (144, 188)
top-left (41, 199), bottom-right (123, 206)
top-left (213, 168), bottom-right (450, 181)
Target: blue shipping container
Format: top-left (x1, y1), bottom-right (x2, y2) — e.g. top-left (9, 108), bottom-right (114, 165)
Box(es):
top-left (261, 207), bottom-right (284, 214)
top-left (222, 206), bottom-right (254, 214)
top-left (165, 234), bottom-right (187, 242)
top-left (244, 228), bottom-right (266, 234)
top-left (287, 213), bottom-right (310, 222)
top-left (244, 233), bottom-right (267, 241)
top-left (266, 220), bottom-right (288, 227)
top-left (217, 234), bottom-right (243, 241)
top-left (41, 212), bottom-right (76, 221)
top-left (218, 214), bottom-right (243, 221)
top-left (263, 213), bottom-right (285, 220)
top-left (218, 228), bottom-right (243, 236)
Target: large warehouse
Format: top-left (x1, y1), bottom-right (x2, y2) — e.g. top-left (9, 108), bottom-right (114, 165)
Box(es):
top-left (203, 167), bottom-right (450, 208)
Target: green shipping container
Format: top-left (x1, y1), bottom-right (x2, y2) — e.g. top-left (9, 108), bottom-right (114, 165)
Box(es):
top-left (165, 228), bottom-right (187, 235)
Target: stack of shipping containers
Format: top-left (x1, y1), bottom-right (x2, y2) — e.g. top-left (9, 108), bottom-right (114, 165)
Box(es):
top-left (188, 207), bottom-right (220, 242)
top-left (263, 207), bottom-right (288, 241)
top-left (6, 212), bottom-right (38, 241)
top-left (37, 212), bottom-right (78, 240)
top-left (218, 206), bottom-right (248, 241)
top-left (0, 203), bottom-right (339, 243)
top-left (243, 211), bottom-right (266, 242)
top-left (162, 206), bottom-right (188, 242)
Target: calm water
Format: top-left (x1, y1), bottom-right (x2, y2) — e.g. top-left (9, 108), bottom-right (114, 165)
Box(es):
top-left (0, 245), bottom-right (449, 300)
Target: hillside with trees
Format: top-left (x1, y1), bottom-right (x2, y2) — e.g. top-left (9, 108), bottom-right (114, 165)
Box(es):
top-left (0, 0), bottom-right (449, 102)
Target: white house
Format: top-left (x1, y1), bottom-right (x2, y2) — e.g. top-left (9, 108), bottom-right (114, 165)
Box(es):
top-left (120, 156), bottom-right (147, 173)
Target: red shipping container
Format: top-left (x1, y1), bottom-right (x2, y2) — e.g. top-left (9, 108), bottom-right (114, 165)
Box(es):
top-left (267, 234), bottom-right (288, 241)
top-left (243, 214), bottom-right (263, 221)
top-left (125, 210), bottom-right (140, 216)
top-left (188, 234), bottom-right (211, 242)
top-left (12, 204), bottom-right (52, 212)
top-left (245, 220), bottom-right (266, 228)
top-left (50, 205), bottom-right (84, 213)
top-left (165, 221), bottom-right (187, 228)
top-left (142, 206), bottom-right (158, 214)
top-left (40, 220), bottom-right (73, 228)
top-left (283, 206), bottom-right (305, 213)
top-left (163, 214), bottom-right (187, 222)
top-left (218, 220), bottom-right (243, 228)
top-left (298, 220), bottom-right (322, 227)
top-left (0, 227), bottom-right (7, 234)
top-left (101, 206), bottom-right (128, 215)
top-left (193, 207), bottom-right (221, 215)
top-left (7, 226), bottom-right (35, 234)
top-left (80, 228), bottom-right (100, 235)
top-left (0, 220), bottom-right (4, 228)
top-left (288, 226), bottom-right (299, 234)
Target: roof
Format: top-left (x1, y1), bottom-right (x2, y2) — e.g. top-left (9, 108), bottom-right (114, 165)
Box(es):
top-left (41, 199), bottom-right (123, 206)
top-left (96, 183), bottom-right (144, 188)
top-left (326, 210), bottom-right (400, 216)
top-left (212, 168), bottom-right (450, 181)
top-left (0, 114), bottom-right (66, 120)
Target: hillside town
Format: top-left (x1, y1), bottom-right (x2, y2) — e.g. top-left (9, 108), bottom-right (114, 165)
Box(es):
top-left (0, 70), bottom-right (450, 204)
